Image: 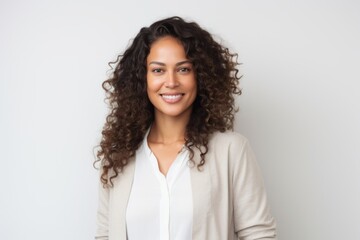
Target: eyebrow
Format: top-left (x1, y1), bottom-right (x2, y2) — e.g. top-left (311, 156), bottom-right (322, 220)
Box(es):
top-left (148, 60), bottom-right (192, 66)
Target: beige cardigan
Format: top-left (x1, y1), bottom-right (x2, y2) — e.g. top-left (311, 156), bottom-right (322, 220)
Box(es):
top-left (95, 131), bottom-right (277, 240)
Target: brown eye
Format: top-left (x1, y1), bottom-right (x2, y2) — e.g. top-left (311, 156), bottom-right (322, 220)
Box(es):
top-left (152, 68), bottom-right (164, 74)
top-left (178, 67), bottom-right (191, 73)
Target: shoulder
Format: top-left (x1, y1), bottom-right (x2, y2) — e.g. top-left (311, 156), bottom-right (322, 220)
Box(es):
top-left (207, 131), bottom-right (253, 164)
top-left (204, 131), bottom-right (257, 180)
top-left (209, 131), bottom-right (249, 149)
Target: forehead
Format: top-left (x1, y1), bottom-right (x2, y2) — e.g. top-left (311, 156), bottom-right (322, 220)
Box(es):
top-left (147, 36), bottom-right (187, 63)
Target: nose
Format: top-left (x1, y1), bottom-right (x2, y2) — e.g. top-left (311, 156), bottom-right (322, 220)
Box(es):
top-left (165, 71), bottom-right (179, 88)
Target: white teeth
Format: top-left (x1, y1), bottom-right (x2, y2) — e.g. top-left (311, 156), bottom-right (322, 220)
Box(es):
top-left (161, 94), bottom-right (182, 99)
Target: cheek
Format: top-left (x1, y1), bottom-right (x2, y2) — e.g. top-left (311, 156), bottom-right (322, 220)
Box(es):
top-left (146, 78), bottom-right (160, 100)
top-left (146, 81), bottom-right (156, 93)
top-left (146, 86), bottom-right (156, 106)
top-left (147, 77), bottom-right (163, 93)
top-left (188, 78), bottom-right (197, 93)
top-left (146, 75), bottom-right (155, 92)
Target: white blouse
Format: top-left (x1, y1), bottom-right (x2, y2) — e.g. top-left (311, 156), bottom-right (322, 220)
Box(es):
top-left (125, 134), bottom-right (193, 240)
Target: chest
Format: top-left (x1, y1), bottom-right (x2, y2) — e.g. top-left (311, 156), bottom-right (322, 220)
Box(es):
top-left (125, 146), bottom-right (193, 240)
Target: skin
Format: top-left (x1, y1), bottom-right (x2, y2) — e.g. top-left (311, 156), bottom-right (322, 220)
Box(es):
top-left (146, 36), bottom-right (197, 176)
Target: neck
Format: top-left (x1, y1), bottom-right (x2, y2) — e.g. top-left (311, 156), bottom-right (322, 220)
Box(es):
top-left (149, 113), bottom-right (191, 144)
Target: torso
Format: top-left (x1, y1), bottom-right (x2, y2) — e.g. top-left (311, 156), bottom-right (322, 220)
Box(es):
top-left (126, 133), bottom-right (193, 240)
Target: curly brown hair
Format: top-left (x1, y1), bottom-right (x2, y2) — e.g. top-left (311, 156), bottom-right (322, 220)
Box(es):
top-left (95, 16), bottom-right (241, 186)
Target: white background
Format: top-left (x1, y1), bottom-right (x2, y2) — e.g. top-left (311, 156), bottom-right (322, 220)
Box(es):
top-left (1, 0), bottom-right (359, 239)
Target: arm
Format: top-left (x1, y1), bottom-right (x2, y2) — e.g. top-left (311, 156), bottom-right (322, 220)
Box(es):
top-left (231, 138), bottom-right (277, 240)
top-left (95, 176), bottom-right (109, 240)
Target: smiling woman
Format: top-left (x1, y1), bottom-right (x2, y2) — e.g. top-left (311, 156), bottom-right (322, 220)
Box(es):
top-left (146, 36), bottom-right (197, 122)
top-left (94, 16), bottom-right (277, 240)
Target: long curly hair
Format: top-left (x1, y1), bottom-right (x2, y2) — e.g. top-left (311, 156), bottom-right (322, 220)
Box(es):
top-left (95, 16), bottom-right (241, 186)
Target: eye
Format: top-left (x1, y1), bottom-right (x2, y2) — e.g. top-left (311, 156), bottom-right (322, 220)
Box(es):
top-left (178, 67), bottom-right (191, 73)
top-left (151, 68), bottom-right (164, 74)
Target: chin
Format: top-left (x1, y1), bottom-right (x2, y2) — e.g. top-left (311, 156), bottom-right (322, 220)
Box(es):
top-left (157, 107), bottom-right (193, 118)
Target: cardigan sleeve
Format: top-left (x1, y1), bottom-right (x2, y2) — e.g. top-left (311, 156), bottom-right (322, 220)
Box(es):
top-left (95, 175), bottom-right (110, 240)
top-left (231, 137), bottom-right (277, 240)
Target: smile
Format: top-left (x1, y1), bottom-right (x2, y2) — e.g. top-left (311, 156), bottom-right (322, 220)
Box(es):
top-left (160, 94), bottom-right (184, 103)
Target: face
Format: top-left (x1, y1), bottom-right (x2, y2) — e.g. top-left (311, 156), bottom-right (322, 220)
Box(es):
top-left (146, 36), bottom-right (197, 120)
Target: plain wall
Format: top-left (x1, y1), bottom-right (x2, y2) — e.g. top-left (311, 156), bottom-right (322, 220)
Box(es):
top-left (1, 0), bottom-right (359, 239)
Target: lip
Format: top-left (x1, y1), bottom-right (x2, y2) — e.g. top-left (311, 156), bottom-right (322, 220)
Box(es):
top-left (160, 93), bottom-right (184, 103)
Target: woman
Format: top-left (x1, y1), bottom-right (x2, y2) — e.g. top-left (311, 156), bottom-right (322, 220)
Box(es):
top-left (95, 16), bottom-right (277, 240)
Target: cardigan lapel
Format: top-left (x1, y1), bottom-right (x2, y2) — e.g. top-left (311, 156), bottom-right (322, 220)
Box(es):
top-left (110, 158), bottom-right (135, 240)
top-left (190, 148), bottom-right (212, 239)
